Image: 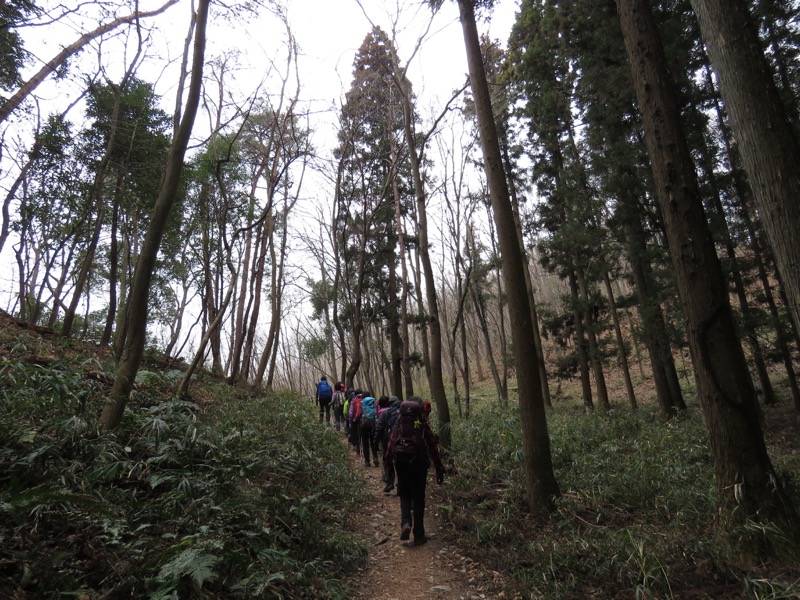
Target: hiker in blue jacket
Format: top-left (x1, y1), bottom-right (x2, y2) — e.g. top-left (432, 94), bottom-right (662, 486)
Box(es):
top-left (315, 375), bottom-right (333, 425)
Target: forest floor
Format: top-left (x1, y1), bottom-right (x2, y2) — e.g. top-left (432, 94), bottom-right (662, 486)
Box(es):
top-left (341, 437), bottom-right (507, 600)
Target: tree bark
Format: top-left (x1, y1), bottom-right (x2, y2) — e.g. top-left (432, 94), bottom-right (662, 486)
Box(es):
top-left (102, 0), bottom-right (209, 429)
top-left (617, 0), bottom-right (799, 537)
top-left (458, 0), bottom-right (560, 513)
top-left (690, 0), bottom-right (800, 344)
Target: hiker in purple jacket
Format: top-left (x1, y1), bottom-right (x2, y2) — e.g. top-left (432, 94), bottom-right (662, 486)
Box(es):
top-left (387, 396), bottom-right (445, 546)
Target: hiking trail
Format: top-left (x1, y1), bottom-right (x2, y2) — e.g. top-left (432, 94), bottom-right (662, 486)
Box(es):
top-left (343, 441), bottom-right (498, 600)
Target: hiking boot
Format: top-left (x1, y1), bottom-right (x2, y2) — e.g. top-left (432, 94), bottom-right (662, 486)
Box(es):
top-left (383, 483), bottom-right (394, 494)
top-left (400, 524), bottom-right (411, 541)
top-left (413, 535), bottom-right (428, 546)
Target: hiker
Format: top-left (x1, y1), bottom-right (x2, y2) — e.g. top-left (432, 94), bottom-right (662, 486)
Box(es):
top-left (387, 396), bottom-right (445, 546)
top-left (375, 395), bottom-right (401, 493)
top-left (359, 393), bottom-right (380, 467)
top-left (343, 389), bottom-right (353, 436)
top-left (315, 375), bottom-right (334, 425)
top-left (332, 382), bottom-right (346, 432)
top-left (348, 391), bottom-right (363, 455)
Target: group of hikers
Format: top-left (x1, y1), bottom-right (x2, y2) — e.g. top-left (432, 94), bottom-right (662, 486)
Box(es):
top-left (314, 375), bottom-right (445, 546)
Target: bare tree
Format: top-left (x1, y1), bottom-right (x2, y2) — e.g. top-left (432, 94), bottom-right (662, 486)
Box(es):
top-left (102, 0), bottom-right (209, 429)
top-left (0, 0), bottom-right (181, 126)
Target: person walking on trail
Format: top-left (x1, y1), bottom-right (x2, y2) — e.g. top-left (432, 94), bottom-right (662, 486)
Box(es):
top-left (359, 393), bottom-right (380, 467)
top-left (387, 396), bottom-right (445, 546)
top-left (348, 391), bottom-right (363, 455)
top-left (331, 382), bottom-right (346, 432)
top-left (315, 376), bottom-right (333, 425)
top-left (343, 389), bottom-right (353, 437)
top-left (375, 395), bottom-right (401, 493)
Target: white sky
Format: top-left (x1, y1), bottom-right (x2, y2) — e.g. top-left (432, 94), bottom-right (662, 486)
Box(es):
top-left (1, 0), bottom-right (521, 322)
top-left (284, 0), bottom-right (519, 113)
top-left (8, 0), bottom-right (519, 153)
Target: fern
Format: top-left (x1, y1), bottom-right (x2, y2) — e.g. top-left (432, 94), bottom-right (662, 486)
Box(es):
top-left (157, 546), bottom-right (219, 587)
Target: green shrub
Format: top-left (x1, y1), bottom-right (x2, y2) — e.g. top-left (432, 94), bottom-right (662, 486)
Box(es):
top-left (0, 361), bottom-right (367, 599)
top-left (442, 393), bottom-right (795, 599)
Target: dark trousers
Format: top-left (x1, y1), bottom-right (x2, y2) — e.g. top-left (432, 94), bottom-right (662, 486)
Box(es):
top-left (318, 399), bottom-right (331, 424)
top-left (360, 424), bottom-right (378, 464)
top-left (380, 439), bottom-right (395, 484)
top-left (349, 422), bottom-right (360, 454)
top-left (395, 461), bottom-right (429, 538)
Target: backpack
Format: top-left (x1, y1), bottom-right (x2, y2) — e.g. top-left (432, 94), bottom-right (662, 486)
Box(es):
top-left (351, 396), bottom-right (363, 423)
top-left (390, 401), bottom-right (426, 465)
top-left (317, 379), bottom-right (332, 401)
top-left (359, 396), bottom-right (376, 429)
top-left (332, 390), bottom-right (345, 411)
top-left (383, 404), bottom-right (401, 442)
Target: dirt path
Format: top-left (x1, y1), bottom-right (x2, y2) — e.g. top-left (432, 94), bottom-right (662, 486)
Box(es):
top-left (343, 442), bottom-right (493, 600)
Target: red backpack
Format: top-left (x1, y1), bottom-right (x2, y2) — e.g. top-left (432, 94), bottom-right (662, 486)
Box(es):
top-left (351, 395), bottom-right (363, 423)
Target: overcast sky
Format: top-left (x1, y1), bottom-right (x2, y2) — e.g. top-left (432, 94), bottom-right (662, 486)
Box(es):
top-left (284, 0), bottom-right (518, 109)
top-left (0, 0), bottom-right (520, 314)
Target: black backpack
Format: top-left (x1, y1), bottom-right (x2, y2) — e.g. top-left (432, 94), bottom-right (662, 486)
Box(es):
top-left (390, 401), bottom-right (426, 465)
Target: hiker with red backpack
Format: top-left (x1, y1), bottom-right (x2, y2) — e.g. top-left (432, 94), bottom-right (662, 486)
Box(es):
top-left (387, 396), bottom-right (445, 546)
top-left (348, 391), bottom-right (363, 455)
top-left (315, 376), bottom-right (333, 425)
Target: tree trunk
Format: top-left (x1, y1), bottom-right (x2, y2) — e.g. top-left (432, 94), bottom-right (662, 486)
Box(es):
top-left (690, 0), bottom-right (800, 344)
top-left (458, 0), bottom-right (559, 513)
top-left (705, 62), bottom-right (800, 412)
top-left (508, 164), bottom-right (551, 409)
top-left (102, 0), bottom-right (208, 429)
top-left (567, 269), bottom-right (594, 410)
top-left (101, 184), bottom-right (122, 347)
top-left (399, 72), bottom-right (451, 449)
top-left (621, 195), bottom-right (683, 417)
top-left (576, 266), bottom-right (610, 410)
top-left (602, 270), bottom-right (637, 410)
top-left (228, 204), bottom-right (255, 384)
top-left (468, 226), bottom-right (506, 404)
top-left (617, 0), bottom-right (799, 539)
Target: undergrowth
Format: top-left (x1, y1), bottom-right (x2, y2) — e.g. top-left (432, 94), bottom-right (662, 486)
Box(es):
top-left (0, 347), bottom-right (366, 599)
top-left (441, 395), bottom-right (800, 599)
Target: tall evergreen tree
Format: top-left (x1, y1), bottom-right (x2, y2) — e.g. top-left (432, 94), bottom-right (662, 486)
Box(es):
top-left (335, 26), bottom-right (410, 392)
top-left (616, 0), bottom-right (800, 546)
top-left (690, 0), bottom-right (800, 344)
